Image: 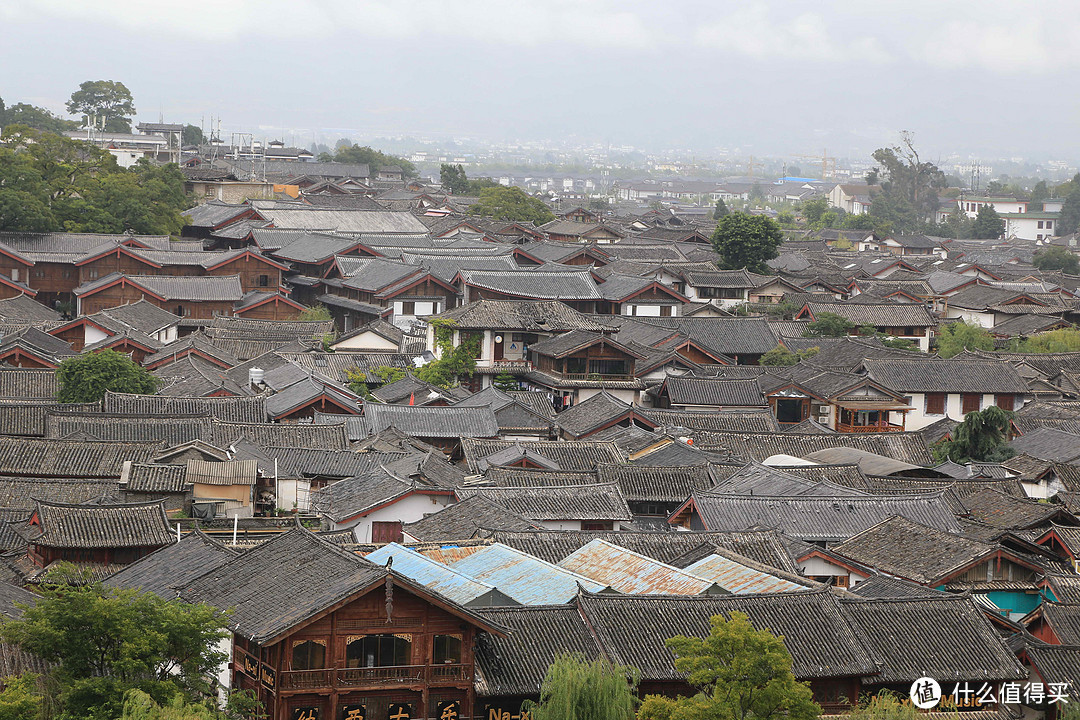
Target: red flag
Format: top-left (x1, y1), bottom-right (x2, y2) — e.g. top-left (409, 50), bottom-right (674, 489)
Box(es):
top-left (409, 392), bottom-right (415, 405)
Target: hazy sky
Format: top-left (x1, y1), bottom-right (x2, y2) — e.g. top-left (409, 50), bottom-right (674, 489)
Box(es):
top-left (3, 0), bottom-right (1079, 161)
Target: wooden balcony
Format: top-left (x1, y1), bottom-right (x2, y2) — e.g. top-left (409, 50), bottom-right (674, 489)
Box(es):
top-left (836, 422), bottom-right (905, 433)
top-left (276, 664), bottom-right (473, 691)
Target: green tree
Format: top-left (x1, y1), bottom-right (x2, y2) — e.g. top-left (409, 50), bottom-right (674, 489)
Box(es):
top-left (1009, 327), bottom-right (1080, 353)
top-left (866, 132), bottom-right (946, 233)
top-left (935, 320), bottom-right (994, 358)
top-left (440, 164), bottom-right (469, 195)
top-left (638, 612), bottom-right (820, 720)
top-left (56, 349), bottom-right (159, 403)
top-left (589, 198), bottom-right (612, 212)
top-left (493, 372), bottom-right (519, 391)
top-left (710, 213), bottom-right (783, 274)
top-left (0, 126), bottom-right (188, 234)
top-left (932, 405), bottom-right (1015, 464)
top-left (943, 206), bottom-right (972, 239)
top-left (847, 691), bottom-right (921, 720)
top-left (0, 582), bottom-right (229, 720)
top-left (417, 319), bottom-right (481, 388)
top-left (799, 195), bottom-right (830, 225)
top-left (1059, 175), bottom-right (1080, 236)
top-left (467, 186), bottom-right (555, 224)
top-left (713, 198), bottom-right (730, 220)
top-left (181, 124), bottom-right (203, 146)
top-left (297, 304), bottom-right (332, 322)
top-left (66, 80), bottom-right (136, 133)
top-left (1033, 245), bottom-right (1080, 274)
top-left (1030, 180), bottom-right (1049, 212)
top-left (121, 688), bottom-right (265, 720)
top-left (971, 204), bottom-right (1005, 239)
top-left (0, 673), bottom-right (42, 720)
top-left (523, 653), bottom-right (638, 720)
top-left (803, 312), bottom-right (855, 338)
top-left (0, 98), bottom-right (78, 133)
top-left (760, 345), bottom-right (819, 367)
top-left (333, 144), bottom-right (417, 177)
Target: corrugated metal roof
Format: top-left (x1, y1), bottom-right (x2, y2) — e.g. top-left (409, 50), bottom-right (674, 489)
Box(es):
top-left (365, 543), bottom-right (517, 607)
top-left (447, 542), bottom-right (610, 605)
top-left (683, 553), bottom-right (807, 594)
top-left (557, 539), bottom-right (722, 596)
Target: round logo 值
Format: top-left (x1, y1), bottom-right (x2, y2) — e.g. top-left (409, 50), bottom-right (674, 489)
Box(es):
top-left (910, 677), bottom-right (942, 709)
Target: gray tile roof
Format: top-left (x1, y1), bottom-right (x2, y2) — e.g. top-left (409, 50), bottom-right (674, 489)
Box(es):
top-left (577, 589), bottom-right (876, 681)
top-left (0, 477), bottom-right (119, 508)
top-left (659, 376), bottom-right (768, 407)
top-left (254, 207), bottom-right (428, 234)
top-left (839, 595), bottom-right (1025, 683)
top-left (121, 463), bottom-right (188, 493)
top-left (362, 403), bottom-right (499, 439)
top-left (685, 491), bottom-right (962, 541)
top-left (102, 392), bottom-right (267, 423)
top-left (639, 408), bottom-right (779, 433)
top-left (689, 428), bottom-right (935, 466)
top-left (403, 496), bottom-right (541, 541)
top-left (862, 358), bottom-right (1029, 394)
top-left (803, 301), bottom-right (936, 327)
top-left (641, 316), bottom-right (779, 356)
top-left (0, 368), bottom-right (58, 399)
top-left (596, 462), bottom-right (717, 504)
top-left (475, 605), bottom-right (603, 698)
top-left (461, 438), bottom-right (624, 474)
top-left (19, 500), bottom-right (175, 549)
top-left (180, 527), bottom-right (389, 643)
top-left (483, 528), bottom-right (798, 573)
top-left (45, 410), bottom-right (215, 447)
top-left (435, 299), bottom-right (607, 331)
top-left (105, 529), bottom-right (236, 598)
top-left (457, 483), bottom-right (632, 522)
top-left (0, 437), bottom-right (164, 478)
top-left (832, 516), bottom-right (996, 585)
top-left (459, 269), bottom-right (601, 300)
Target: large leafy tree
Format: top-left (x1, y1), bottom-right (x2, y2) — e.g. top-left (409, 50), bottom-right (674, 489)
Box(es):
top-left (971, 204), bottom-right (1005, 239)
top-left (933, 405), bottom-right (1014, 463)
top-left (440, 163), bottom-right (469, 195)
top-left (1033, 245), bottom-right (1080, 274)
top-left (0, 126), bottom-right (188, 234)
top-left (1009, 327), bottom-right (1080, 353)
top-left (935, 321), bottom-right (994, 359)
top-left (1059, 173), bottom-right (1080, 236)
top-left (803, 312), bottom-right (856, 338)
top-left (66, 80), bottom-right (136, 133)
top-left (710, 212), bottom-right (783, 274)
top-left (333, 144), bottom-right (417, 177)
top-left (0, 582), bottom-right (229, 720)
top-left (1030, 180), bottom-right (1049, 212)
top-left (57, 349), bottom-right (159, 403)
top-left (713, 197), bottom-right (730, 219)
top-left (0, 96), bottom-right (78, 133)
top-left (467, 186), bottom-right (555, 224)
top-left (867, 132), bottom-right (946, 233)
top-left (638, 611), bottom-right (820, 720)
top-left (524, 653), bottom-right (638, 720)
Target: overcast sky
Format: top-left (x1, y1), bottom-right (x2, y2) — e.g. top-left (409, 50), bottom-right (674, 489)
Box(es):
top-left (3, 0), bottom-right (1079, 161)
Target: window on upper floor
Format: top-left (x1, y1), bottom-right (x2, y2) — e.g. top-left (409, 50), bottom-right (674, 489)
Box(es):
top-left (433, 635), bottom-right (462, 665)
top-left (346, 634), bottom-right (411, 668)
top-left (291, 639), bottom-right (326, 670)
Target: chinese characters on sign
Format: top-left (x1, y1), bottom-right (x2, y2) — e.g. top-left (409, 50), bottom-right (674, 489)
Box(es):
top-left (292, 708), bottom-right (320, 720)
top-left (437, 700), bottom-right (461, 720)
top-left (340, 704), bottom-right (366, 720)
top-left (910, 678), bottom-right (1071, 708)
top-left (387, 703), bottom-right (412, 720)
